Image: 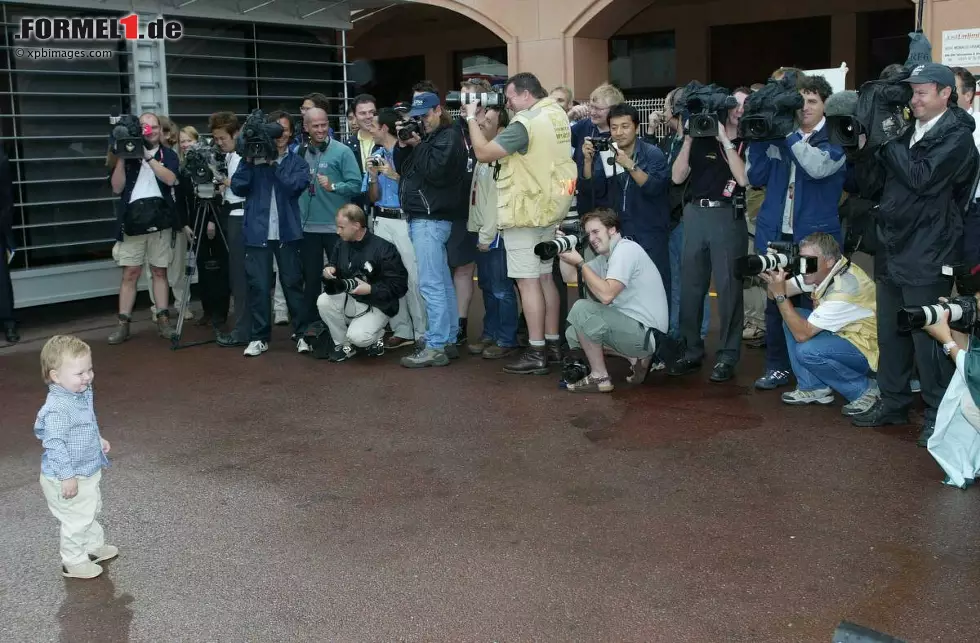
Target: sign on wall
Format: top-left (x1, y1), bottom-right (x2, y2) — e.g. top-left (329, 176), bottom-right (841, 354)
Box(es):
top-left (802, 62), bottom-right (849, 93)
top-left (942, 28), bottom-right (980, 68)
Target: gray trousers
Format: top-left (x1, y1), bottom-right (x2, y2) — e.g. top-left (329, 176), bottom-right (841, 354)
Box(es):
top-left (679, 203), bottom-right (747, 365)
top-left (226, 215), bottom-right (251, 342)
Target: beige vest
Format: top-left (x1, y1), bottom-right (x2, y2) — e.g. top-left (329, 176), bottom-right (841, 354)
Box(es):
top-left (496, 97), bottom-right (577, 229)
top-left (812, 260), bottom-right (879, 372)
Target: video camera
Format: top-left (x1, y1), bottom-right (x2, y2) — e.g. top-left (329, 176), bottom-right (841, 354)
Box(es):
top-left (109, 109), bottom-right (151, 159)
top-left (445, 91), bottom-right (505, 108)
top-left (827, 69), bottom-right (912, 150)
top-left (322, 261), bottom-right (377, 296)
top-left (183, 142), bottom-right (227, 199)
top-left (898, 265), bottom-right (980, 333)
top-left (735, 241), bottom-right (819, 279)
top-left (677, 82), bottom-right (738, 138)
top-left (397, 116), bottom-right (423, 142)
top-left (236, 109), bottom-right (283, 164)
top-left (739, 73), bottom-right (804, 141)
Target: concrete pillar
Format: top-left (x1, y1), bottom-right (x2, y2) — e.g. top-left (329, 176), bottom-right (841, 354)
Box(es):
top-left (569, 37), bottom-right (609, 100)
top-left (830, 13), bottom-right (858, 89)
top-left (510, 38), bottom-right (568, 95)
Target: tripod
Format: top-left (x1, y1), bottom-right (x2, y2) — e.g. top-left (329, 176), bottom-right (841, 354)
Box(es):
top-left (172, 182), bottom-right (230, 350)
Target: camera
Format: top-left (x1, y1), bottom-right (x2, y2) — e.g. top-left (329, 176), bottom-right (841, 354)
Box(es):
top-left (735, 241), bottom-right (819, 279)
top-left (445, 91), bottom-right (505, 107)
top-left (853, 73), bottom-right (913, 151)
top-left (589, 137), bottom-right (612, 153)
top-left (739, 74), bottom-right (804, 141)
top-left (109, 111), bottom-right (151, 159)
top-left (898, 265), bottom-right (980, 332)
top-left (366, 154), bottom-right (385, 168)
top-left (183, 143), bottom-right (223, 199)
top-left (236, 109), bottom-right (284, 164)
top-left (534, 235), bottom-right (580, 260)
top-left (321, 261), bottom-right (376, 296)
top-left (397, 117), bottom-right (422, 142)
top-left (679, 82), bottom-right (738, 138)
top-left (560, 356), bottom-right (591, 387)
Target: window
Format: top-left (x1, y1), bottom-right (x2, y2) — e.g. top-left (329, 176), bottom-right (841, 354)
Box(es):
top-left (454, 48), bottom-right (507, 90)
top-left (609, 31), bottom-right (676, 99)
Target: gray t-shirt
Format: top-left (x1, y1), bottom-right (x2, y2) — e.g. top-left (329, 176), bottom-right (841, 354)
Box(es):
top-left (587, 237), bottom-right (668, 332)
top-left (495, 121), bottom-right (529, 155)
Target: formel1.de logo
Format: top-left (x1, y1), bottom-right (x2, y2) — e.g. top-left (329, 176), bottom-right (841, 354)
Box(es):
top-left (14, 15), bottom-right (183, 41)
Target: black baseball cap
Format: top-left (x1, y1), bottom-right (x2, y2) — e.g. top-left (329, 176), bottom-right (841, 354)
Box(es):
top-left (903, 63), bottom-right (956, 87)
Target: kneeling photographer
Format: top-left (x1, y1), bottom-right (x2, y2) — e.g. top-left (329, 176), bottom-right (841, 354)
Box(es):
top-left (556, 209), bottom-right (670, 393)
top-left (921, 266), bottom-right (980, 485)
top-left (758, 233), bottom-right (879, 414)
top-left (317, 204), bottom-right (408, 362)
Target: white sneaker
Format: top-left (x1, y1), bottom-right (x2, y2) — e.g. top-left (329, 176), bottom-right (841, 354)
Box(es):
top-left (781, 387), bottom-right (834, 405)
top-left (244, 340), bottom-right (268, 357)
top-left (842, 383), bottom-right (881, 416)
top-left (296, 338), bottom-right (312, 354)
top-left (274, 312), bottom-right (289, 326)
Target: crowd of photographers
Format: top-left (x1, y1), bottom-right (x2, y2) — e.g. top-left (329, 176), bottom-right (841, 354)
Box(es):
top-left (100, 45), bottom-right (980, 484)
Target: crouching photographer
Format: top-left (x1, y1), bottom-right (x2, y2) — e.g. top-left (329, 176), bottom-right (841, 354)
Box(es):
top-left (316, 204), bottom-right (408, 363)
top-left (555, 209), bottom-right (671, 393)
top-left (921, 265), bottom-right (980, 486)
top-left (758, 232), bottom-right (880, 414)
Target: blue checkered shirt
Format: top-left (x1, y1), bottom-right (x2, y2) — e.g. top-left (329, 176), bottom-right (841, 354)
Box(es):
top-left (34, 384), bottom-right (109, 480)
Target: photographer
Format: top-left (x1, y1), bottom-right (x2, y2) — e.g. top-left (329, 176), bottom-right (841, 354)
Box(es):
top-left (393, 91), bottom-right (468, 368)
top-left (668, 86), bottom-right (750, 383)
top-left (746, 74), bottom-right (847, 392)
top-left (462, 72), bottom-right (577, 375)
top-left (557, 209), bottom-right (669, 393)
top-left (922, 268), bottom-right (980, 486)
top-left (0, 145), bottom-right (16, 343)
top-left (573, 83), bottom-right (625, 213)
top-left (108, 112), bottom-right (180, 345)
top-left (295, 106), bottom-right (362, 352)
top-left (850, 63), bottom-right (980, 442)
top-left (581, 103), bottom-right (671, 300)
top-left (952, 67), bottom-right (980, 266)
top-left (230, 110), bottom-right (310, 358)
top-left (366, 108), bottom-right (427, 350)
top-left (761, 233), bottom-right (880, 414)
top-left (317, 204), bottom-right (408, 362)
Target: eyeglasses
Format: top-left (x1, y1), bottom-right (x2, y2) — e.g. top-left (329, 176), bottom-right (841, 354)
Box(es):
top-left (589, 103), bottom-right (610, 111)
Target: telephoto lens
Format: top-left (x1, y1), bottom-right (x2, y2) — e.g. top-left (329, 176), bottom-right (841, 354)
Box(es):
top-left (321, 277), bottom-right (359, 296)
top-left (534, 235), bottom-right (579, 260)
top-left (897, 297), bottom-right (976, 333)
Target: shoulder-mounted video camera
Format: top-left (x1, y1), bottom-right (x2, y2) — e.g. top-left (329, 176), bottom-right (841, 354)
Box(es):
top-left (827, 67), bottom-right (912, 150)
top-left (739, 73), bottom-right (804, 141)
top-left (677, 81), bottom-right (738, 138)
top-left (735, 241), bottom-right (819, 279)
top-left (445, 91), bottom-right (505, 108)
top-left (236, 109), bottom-right (284, 164)
top-left (109, 110), bottom-right (151, 159)
top-left (322, 260), bottom-right (377, 296)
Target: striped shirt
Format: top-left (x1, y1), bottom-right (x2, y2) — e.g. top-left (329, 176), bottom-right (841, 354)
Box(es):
top-left (34, 384), bottom-right (109, 480)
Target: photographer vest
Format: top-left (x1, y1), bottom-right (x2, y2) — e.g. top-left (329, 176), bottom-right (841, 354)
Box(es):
top-left (496, 97), bottom-right (577, 229)
top-left (812, 260), bottom-right (879, 372)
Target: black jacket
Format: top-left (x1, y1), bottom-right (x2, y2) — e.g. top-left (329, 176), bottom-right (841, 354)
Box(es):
top-left (854, 107), bottom-right (980, 286)
top-left (326, 230), bottom-right (408, 318)
top-left (392, 122), bottom-right (468, 221)
top-left (0, 149), bottom-right (13, 251)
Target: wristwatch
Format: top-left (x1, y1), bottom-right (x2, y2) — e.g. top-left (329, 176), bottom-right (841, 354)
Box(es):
top-left (775, 295), bottom-right (786, 304)
top-left (943, 341), bottom-right (958, 356)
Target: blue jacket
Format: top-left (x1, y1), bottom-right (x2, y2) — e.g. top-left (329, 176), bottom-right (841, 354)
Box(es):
top-left (580, 138), bottom-right (670, 256)
top-left (746, 124), bottom-right (847, 252)
top-left (571, 118), bottom-right (612, 212)
top-left (231, 152), bottom-right (310, 247)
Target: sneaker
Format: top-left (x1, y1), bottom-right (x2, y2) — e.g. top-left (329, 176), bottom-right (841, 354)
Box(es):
top-left (296, 338), bottom-right (312, 354)
top-left (781, 387), bottom-right (835, 406)
top-left (400, 343), bottom-right (450, 368)
top-left (444, 344), bottom-right (460, 360)
top-left (329, 344), bottom-right (357, 362)
top-left (244, 340), bottom-right (268, 357)
top-left (274, 312), bottom-right (289, 326)
top-left (62, 560), bottom-right (103, 579)
top-left (755, 369), bottom-right (791, 390)
top-left (910, 378), bottom-right (922, 394)
top-left (87, 545), bottom-right (119, 563)
top-left (385, 335), bottom-right (415, 350)
top-left (365, 338), bottom-right (385, 357)
top-left (842, 384), bottom-right (880, 416)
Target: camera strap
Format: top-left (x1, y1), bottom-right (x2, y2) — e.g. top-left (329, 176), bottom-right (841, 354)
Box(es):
top-left (337, 240), bottom-right (374, 321)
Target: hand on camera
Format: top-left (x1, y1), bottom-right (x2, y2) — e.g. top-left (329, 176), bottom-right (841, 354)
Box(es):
top-left (350, 278), bottom-right (371, 296)
top-left (557, 247), bottom-right (584, 267)
top-left (183, 225), bottom-right (195, 242)
top-left (463, 101), bottom-right (479, 119)
top-left (924, 308), bottom-right (953, 342)
top-left (715, 121), bottom-right (729, 144)
top-left (322, 266), bottom-right (336, 280)
top-left (582, 138), bottom-right (595, 161)
top-left (144, 147), bottom-right (158, 161)
top-left (614, 146), bottom-right (635, 171)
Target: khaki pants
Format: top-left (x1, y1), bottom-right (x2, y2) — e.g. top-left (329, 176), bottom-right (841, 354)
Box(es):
top-left (565, 299), bottom-right (655, 358)
top-left (145, 229), bottom-right (187, 310)
top-left (317, 292), bottom-right (388, 348)
top-left (39, 470), bottom-right (105, 566)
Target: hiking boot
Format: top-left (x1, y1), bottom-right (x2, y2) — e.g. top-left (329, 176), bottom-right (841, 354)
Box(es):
top-left (482, 344), bottom-right (517, 359)
top-left (155, 311), bottom-right (175, 340)
top-left (4, 321), bottom-right (20, 344)
top-left (62, 560), bottom-right (103, 579)
top-left (503, 347), bottom-right (549, 375)
top-left (400, 342), bottom-right (449, 368)
top-left (781, 387), bottom-right (835, 406)
top-left (455, 326), bottom-right (468, 346)
top-left (545, 339), bottom-right (562, 364)
top-left (468, 337), bottom-right (494, 355)
top-left (108, 315), bottom-right (131, 345)
top-left (87, 545), bottom-right (119, 563)
top-left (851, 400), bottom-right (910, 428)
top-left (444, 344), bottom-right (460, 360)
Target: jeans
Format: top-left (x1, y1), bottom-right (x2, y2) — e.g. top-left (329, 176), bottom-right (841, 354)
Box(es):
top-left (784, 309), bottom-right (873, 402)
top-left (226, 216), bottom-right (251, 342)
top-left (244, 241), bottom-right (305, 342)
top-left (668, 221), bottom-right (710, 340)
top-left (409, 219), bottom-right (457, 349)
top-left (299, 231), bottom-right (340, 333)
top-left (475, 241), bottom-right (518, 347)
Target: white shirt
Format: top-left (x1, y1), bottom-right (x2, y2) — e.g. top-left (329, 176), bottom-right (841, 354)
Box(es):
top-left (223, 151), bottom-right (245, 215)
top-left (782, 117), bottom-right (825, 234)
top-left (909, 110), bottom-right (946, 148)
top-left (586, 237), bottom-right (668, 332)
top-left (129, 157), bottom-right (163, 203)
